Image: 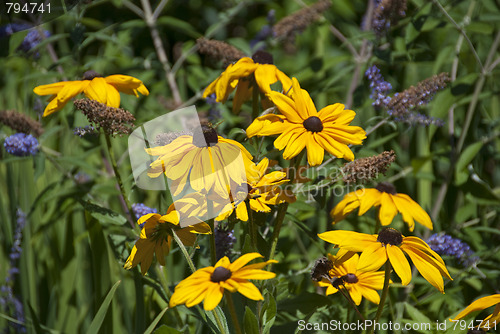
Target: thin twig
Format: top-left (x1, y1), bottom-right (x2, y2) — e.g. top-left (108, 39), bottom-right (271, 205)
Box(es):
top-left (329, 25), bottom-right (359, 58)
top-left (123, 0), bottom-right (145, 18)
top-left (431, 0), bottom-right (484, 72)
top-left (140, 0), bottom-right (182, 106)
top-left (153, 0), bottom-right (169, 20)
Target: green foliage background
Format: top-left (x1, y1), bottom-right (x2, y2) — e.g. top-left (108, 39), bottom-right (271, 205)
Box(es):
top-left (1, 0), bottom-right (499, 333)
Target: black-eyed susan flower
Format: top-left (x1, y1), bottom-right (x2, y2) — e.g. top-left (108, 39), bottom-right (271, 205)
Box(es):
top-left (124, 210), bottom-right (210, 275)
top-left (332, 182), bottom-right (433, 231)
top-left (146, 124), bottom-right (253, 198)
top-left (247, 77), bottom-right (366, 166)
top-left (318, 228), bottom-right (452, 293)
top-left (315, 253), bottom-right (386, 305)
top-left (33, 71), bottom-right (149, 116)
top-left (224, 157), bottom-right (294, 221)
top-left (203, 51), bottom-right (292, 112)
top-left (169, 252), bottom-right (277, 311)
top-left (453, 294), bottom-right (500, 330)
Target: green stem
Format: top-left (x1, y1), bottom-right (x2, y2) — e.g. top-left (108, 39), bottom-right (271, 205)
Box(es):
top-left (104, 134), bottom-right (135, 227)
top-left (267, 151), bottom-right (305, 265)
top-left (370, 261), bottom-right (391, 334)
top-left (225, 292), bottom-right (243, 334)
top-left (248, 205), bottom-right (258, 251)
top-left (208, 218), bottom-right (217, 265)
top-left (171, 229), bottom-right (197, 273)
top-left (252, 80), bottom-right (259, 119)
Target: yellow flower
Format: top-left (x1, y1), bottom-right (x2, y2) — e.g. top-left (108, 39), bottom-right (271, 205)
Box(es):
top-left (247, 77), bottom-right (366, 166)
top-left (146, 124), bottom-right (253, 198)
top-left (453, 294), bottom-right (500, 330)
top-left (33, 71), bottom-right (149, 116)
top-left (169, 253), bottom-right (277, 311)
top-left (316, 253), bottom-right (386, 305)
top-left (332, 182), bottom-right (433, 232)
top-left (203, 52), bottom-right (292, 113)
top-left (318, 228), bottom-right (452, 293)
top-left (124, 210), bottom-right (211, 275)
top-left (224, 157), bottom-right (294, 221)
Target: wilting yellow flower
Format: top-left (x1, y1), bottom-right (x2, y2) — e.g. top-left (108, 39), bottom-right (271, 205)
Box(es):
top-left (318, 228), bottom-right (452, 293)
top-left (316, 253), bottom-right (386, 305)
top-left (124, 210), bottom-right (210, 275)
top-left (169, 253), bottom-right (277, 311)
top-left (33, 71), bottom-right (149, 116)
top-left (203, 52), bottom-right (292, 112)
top-left (332, 182), bottom-right (433, 232)
top-left (247, 77), bottom-right (366, 166)
top-left (223, 157), bottom-right (294, 221)
top-left (453, 294), bottom-right (500, 330)
top-left (146, 124), bottom-right (253, 198)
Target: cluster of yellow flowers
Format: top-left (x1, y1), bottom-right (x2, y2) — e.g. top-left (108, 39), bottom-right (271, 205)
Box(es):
top-left (34, 53), bottom-right (484, 318)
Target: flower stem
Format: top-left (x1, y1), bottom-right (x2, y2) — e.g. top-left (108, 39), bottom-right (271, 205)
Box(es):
top-left (225, 292), bottom-right (243, 334)
top-left (208, 218), bottom-right (217, 265)
top-left (171, 230), bottom-right (197, 273)
top-left (104, 134), bottom-right (135, 227)
top-left (252, 81), bottom-right (259, 119)
top-left (267, 151), bottom-right (304, 265)
top-left (248, 205), bottom-right (258, 251)
top-left (370, 261), bottom-right (391, 334)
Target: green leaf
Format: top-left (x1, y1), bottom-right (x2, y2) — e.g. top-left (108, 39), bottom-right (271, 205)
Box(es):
top-left (143, 306), bottom-right (170, 334)
top-left (157, 17), bottom-right (201, 38)
top-left (261, 293), bottom-right (276, 334)
top-left (243, 306), bottom-right (259, 334)
top-left (455, 141), bottom-right (483, 173)
top-left (405, 302), bottom-right (431, 324)
top-left (86, 280), bottom-right (122, 334)
top-left (152, 325), bottom-right (183, 334)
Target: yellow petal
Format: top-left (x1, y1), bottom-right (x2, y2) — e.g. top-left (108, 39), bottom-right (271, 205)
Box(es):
top-left (203, 284), bottom-right (225, 311)
top-left (230, 279), bottom-right (264, 301)
top-left (357, 242), bottom-right (387, 271)
top-left (254, 65), bottom-right (279, 94)
top-left (235, 202), bottom-right (249, 222)
top-left (268, 91), bottom-right (303, 123)
top-left (34, 81), bottom-right (74, 95)
top-left (453, 295), bottom-right (500, 320)
top-left (84, 77), bottom-right (109, 104)
top-left (305, 135), bottom-right (325, 166)
top-left (394, 194), bottom-right (433, 230)
top-left (386, 245), bottom-right (412, 285)
top-left (43, 81), bottom-right (89, 116)
top-left (229, 253), bottom-right (263, 272)
top-left (403, 246), bottom-right (445, 292)
top-left (378, 193), bottom-right (398, 226)
top-left (358, 189), bottom-right (382, 216)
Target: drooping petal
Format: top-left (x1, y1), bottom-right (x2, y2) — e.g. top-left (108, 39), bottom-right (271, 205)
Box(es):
top-left (43, 81), bottom-right (89, 116)
top-left (305, 134), bottom-right (325, 166)
top-left (393, 194), bottom-right (433, 230)
top-left (378, 193), bottom-right (398, 226)
top-left (203, 283), bottom-right (225, 310)
top-left (386, 245), bottom-right (412, 285)
top-left (357, 242), bottom-right (387, 271)
top-left (453, 295), bottom-right (500, 320)
top-left (84, 77), bottom-right (109, 104)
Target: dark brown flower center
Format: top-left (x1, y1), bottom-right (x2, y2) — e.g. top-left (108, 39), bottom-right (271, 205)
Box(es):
top-left (83, 70), bottom-right (103, 80)
top-left (252, 50), bottom-right (274, 64)
top-left (377, 227), bottom-right (403, 246)
top-left (341, 273), bottom-right (358, 284)
top-left (375, 182), bottom-right (397, 195)
top-left (192, 124), bottom-right (219, 147)
top-left (303, 116), bottom-right (323, 133)
top-left (211, 266), bottom-right (232, 282)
